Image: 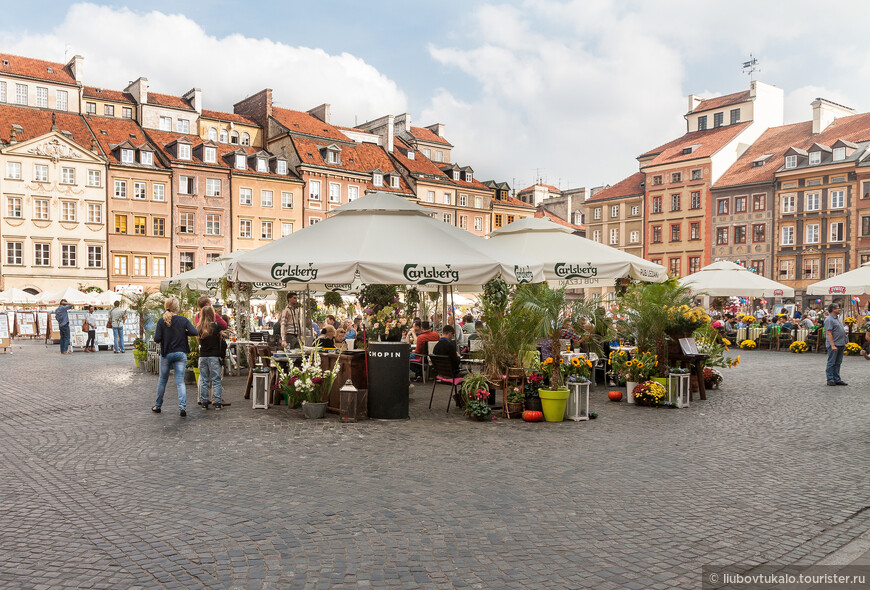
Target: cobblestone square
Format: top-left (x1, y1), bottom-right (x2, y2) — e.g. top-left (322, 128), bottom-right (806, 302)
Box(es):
top-left (1, 341), bottom-right (868, 589)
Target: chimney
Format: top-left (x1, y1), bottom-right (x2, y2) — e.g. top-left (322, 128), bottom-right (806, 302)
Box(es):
top-left (687, 94), bottom-right (703, 113)
top-left (124, 77), bottom-right (149, 105)
top-left (66, 54), bottom-right (84, 82)
top-left (307, 103), bottom-right (331, 124)
top-left (394, 113), bottom-right (411, 134)
top-left (811, 98), bottom-right (855, 134)
top-left (9, 125), bottom-right (17, 144)
top-left (90, 136), bottom-right (99, 153)
top-left (233, 89), bottom-right (272, 129)
top-left (425, 123), bottom-right (445, 137)
top-left (386, 114), bottom-right (394, 153)
top-left (183, 87), bottom-right (202, 114)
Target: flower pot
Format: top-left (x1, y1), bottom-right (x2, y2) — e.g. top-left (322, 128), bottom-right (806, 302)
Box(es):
top-left (524, 398), bottom-right (543, 412)
top-left (652, 377), bottom-right (667, 390)
top-left (302, 401), bottom-right (328, 419)
top-left (506, 401), bottom-right (524, 417)
top-left (538, 388), bottom-right (569, 422)
top-left (625, 381), bottom-right (638, 404)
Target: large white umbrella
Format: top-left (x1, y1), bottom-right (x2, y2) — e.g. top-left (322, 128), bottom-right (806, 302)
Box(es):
top-left (0, 288), bottom-right (38, 305)
top-left (806, 261), bottom-right (870, 295)
top-left (679, 260), bottom-right (795, 297)
top-left (228, 192), bottom-right (545, 287)
top-left (487, 217), bottom-right (666, 287)
top-left (97, 291), bottom-right (121, 306)
top-left (160, 251), bottom-right (248, 292)
top-left (40, 287), bottom-right (91, 306)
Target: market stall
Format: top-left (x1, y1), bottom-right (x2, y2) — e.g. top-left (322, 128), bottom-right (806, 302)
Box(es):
top-left (679, 260), bottom-right (795, 298)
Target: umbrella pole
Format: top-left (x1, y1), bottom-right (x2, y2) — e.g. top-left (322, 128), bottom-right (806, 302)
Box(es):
top-left (441, 285), bottom-right (448, 332)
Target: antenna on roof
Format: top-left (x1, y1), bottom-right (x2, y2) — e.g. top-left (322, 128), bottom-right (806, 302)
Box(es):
top-left (742, 54), bottom-right (760, 81)
top-left (64, 44), bottom-right (71, 61)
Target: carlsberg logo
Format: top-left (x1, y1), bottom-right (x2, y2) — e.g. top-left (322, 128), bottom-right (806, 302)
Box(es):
top-left (252, 282), bottom-right (285, 290)
top-left (554, 263), bottom-right (598, 279)
top-left (514, 265), bottom-right (534, 284)
top-left (324, 283), bottom-right (353, 292)
top-left (205, 278), bottom-right (220, 289)
top-left (403, 264), bottom-right (460, 285)
top-left (271, 263), bottom-right (319, 283)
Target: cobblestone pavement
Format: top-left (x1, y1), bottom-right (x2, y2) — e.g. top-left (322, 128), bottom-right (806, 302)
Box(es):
top-left (1, 340), bottom-right (869, 589)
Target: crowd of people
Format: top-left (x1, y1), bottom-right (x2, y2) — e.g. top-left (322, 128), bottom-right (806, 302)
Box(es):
top-left (52, 299), bottom-right (133, 355)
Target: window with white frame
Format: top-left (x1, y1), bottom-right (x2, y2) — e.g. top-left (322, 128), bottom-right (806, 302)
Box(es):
top-left (261, 221), bottom-right (273, 240)
top-left (159, 116), bottom-right (172, 131)
top-left (204, 147), bottom-right (216, 163)
top-left (474, 217), bottom-right (482, 231)
top-left (153, 183), bottom-right (165, 201)
top-left (329, 183), bottom-right (340, 203)
top-left (592, 230), bottom-right (601, 242)
top-left (219, 129), bottom-right (228, 143)
top-left (779, 259), bottom-right (794, 280)
top-left (631, 205), bottom-right (640, 216)
top-left (176, 119), bottom-right (190, 134)
top-left (427, 191), bottom-right (435, 203)
top-left (114, 180), bottom-right (127, 198)
top-left (179, 212), bottom-right (194, 234)
top-left (87, 170), bottom-right (101, 187)
top-left (348, 186), bottom-right (358, 202)
top-left (239, 219), bottom-right (252, 238)
top-left (179, 252), bottom-right (194, 272)
top-left (133, 182), bottom-right (146, 200)
top-left (261, 190), bottom-right (273, 207)
top-left (443, 193), bottom-right (451, 205)
top-left (33, 199), bottom-right (49, 220)
top-left (830, 189), bottom-right (845, 209)
top-left (208, 128), bottom-right (218, 142)
top-left (805, 192), bottom-right (820, 211)
top-left (61, 201), bottom-right (76, 222)
top-left (205, 214), bottom-right (221, 235)
top-left (829, 257), bottom-right (844, 276)
top-left (122, 107), bottom-right (132, 119)
top-left (281, 222), bottom-right (293, 237)
top-left (56, 89), bottom-right (68, 111)
top-left (7, 196), bottom-right (21, 218)
top-left (809, 151), bottom-right (821, 165)
top-left (609, 228), bottom-right (619, 245)
top-left (459, 215), bottom-right (467, 229)
top-left (206, 253), bottom-right (220, 264)
top-left (133, 256), bottom-right (147, 276)
top-left (239, 188), bottom-right (252, 206)
top-left (88, 245), bottom-right (102, 269)
top-left (308, 218), bottom-right (320, 225)
top-left (153, 218), bottom-right (165, 236)
top-left (423, 148), bottom-right (431, 158)
top-left (630, 230), bottom-right (640, 243)
top-left (785, 155), bottom-right (797, 169)
top-left (177, 143), bottom-right (191, 160)
top-left (87, 203), bottom-right (101, 223)
top-left (373, 173), bottom-right (383, 186)
top-left (6, 241), bottom-right (22, 265)
top-left (459, 194), bottom-right (467, 207)
top-left (257, 158), bottom-right (267, 173)
top-left (120, 149), bottom-right (134, 163)
top-left (60, 167), bottom-right (74, 185)
top-left (241, 133), bottom-right (250, 147)
top-left (153, 257), bottom-right (166, 277)
top-left (309, 180), bottom-right (321, 200)
top-left (6, 161), bottom-right (21, 179)
top-left (281, 191), bottom-right (293, 209)
top-left (235, 154), bottom-right (246, 170)
top-left (830, 222), bottom-right (844, 242)
top-left (833, 147), bottom-right (846, 161)
top-left (435, 151), bottom-right (443, 162)
top-left (781, 194), bottom-right (796, 213)
top-left (15, 84), bottom-right (27, 105)
top-left (443, 213), bottom-right (452, 224)
top-left (806, 223), bottom-right (819, 243)
top-left (474, 196), bottom-right (482, 209)
top-left (206, 178), bottom-right (221, 197)
top-left (593, 208), bottom-right (601, 220)
top-left (390, 176), bottom-right (400, 188)
top-left (34, 243), bottom-right (50, 266)
top-left (114, 255), bottom-right (127, 275)
top-left (781, 226), bottom-right (794, 245)
top-left (326, 150), bottom-right (338, 164)
top-left (140, 151), bottom-right (153, 165)
top-left (0, 81), bottom-right (7, 102)
top-left (804, 258), bottom-right (820, 279)
top-left (60, 244), bottom-right (76, 267)
top-left (104, 104), bottom-right (114, 116)
top-left (453, 171), bottom-right (460, 181)
top-left (277, 160), bottom-right (287, 175)
top-left (34, 164), bottom-right (48, 182)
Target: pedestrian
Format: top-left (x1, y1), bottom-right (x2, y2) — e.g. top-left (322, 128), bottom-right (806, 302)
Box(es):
top-left (152, 298), bottom-right (198, 416)
top-left (109, 301), bottom-right (127, 353)
top-left (824, 302), bottom-right (848, 386)
top-left (280, 292), bottom-right (302, 349)
top-left (54, 298), bottom-right (74, 354)
top-left (196, 305), bottom-right (224, 410)
top-left (84, 305), bottom-right (98, 352)
top-left (195, 295), bottom-right (227, 330)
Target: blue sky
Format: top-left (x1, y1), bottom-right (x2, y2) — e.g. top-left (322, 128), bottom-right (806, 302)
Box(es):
top-left (3, 1), bottom-right (870, 192)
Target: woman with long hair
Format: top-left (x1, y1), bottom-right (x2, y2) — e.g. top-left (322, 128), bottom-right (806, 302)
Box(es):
top-left (153, 297), bottom-right (198, 416)
top-left (196, 305), bottom-right (225, 410)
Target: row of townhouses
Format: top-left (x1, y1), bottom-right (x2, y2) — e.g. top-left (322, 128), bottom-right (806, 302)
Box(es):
top-left (582, 80), bottom-right (870, 305)
top-left (0, 52), bottom-right (570, 295)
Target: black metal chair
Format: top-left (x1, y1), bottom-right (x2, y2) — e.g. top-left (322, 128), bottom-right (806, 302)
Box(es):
top-left (429, 354), bottom-right (464, 413)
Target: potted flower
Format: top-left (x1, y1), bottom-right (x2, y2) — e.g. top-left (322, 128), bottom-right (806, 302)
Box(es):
top-left (291, 347), bottom-right (341, 418)
top-left (703, 367), bottom-right (723, 389)
top-left (132, 337), bottom-right (148, 370)
top-left (506, 385), bottom-right (525, 418)
top-left (460, 372), bottom-right (492, 421)
top-left (524, 373), bottom-right (544, 412)
top-left (633, 380), bottom-right (667, 406)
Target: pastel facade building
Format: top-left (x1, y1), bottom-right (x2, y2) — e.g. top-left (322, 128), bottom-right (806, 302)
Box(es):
top-left (0, 53), bottom-right (83, 114)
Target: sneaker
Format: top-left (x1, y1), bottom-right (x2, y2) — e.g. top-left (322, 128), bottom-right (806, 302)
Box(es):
top-left (179, 409), bottom-right (187, 417)
top-left (827, 381), bottom-right (838, 386)
top-left (836, 381), bottom-right (849, 386)
top-left (213, 403), bottom-right (222, 410)
top-left (201, 401), bottom-right (209, 409)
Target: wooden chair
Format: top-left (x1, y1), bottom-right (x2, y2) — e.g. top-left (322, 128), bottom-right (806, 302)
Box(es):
top-left (429, 354), bottom-right (464, 413)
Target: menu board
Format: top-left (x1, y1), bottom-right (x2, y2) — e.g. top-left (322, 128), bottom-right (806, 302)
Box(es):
top-left (16, 311), bottom-right (36, 336)
top-left (0, 312), bottom-right (9, 348)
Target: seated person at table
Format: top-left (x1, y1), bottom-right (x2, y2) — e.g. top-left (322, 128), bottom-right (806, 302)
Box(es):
top-left (800, 316), bottom-right (814, 330)
top-left (410, 321), bottom-right (440, 379)
top-left (315, 325), bottom-right (336, 349)
top-left (432, 325), bottom-right (467, 376)
top-left (334, 327), bottom-right (348, 352)
top-left (405, 319), bottom-right (422, 345)
top-left (723, 317), bottom-right (737, 337)
top-left (782, 318), bottom-right (795, 333)
top-left (467, 320), bottom-right (484, 341)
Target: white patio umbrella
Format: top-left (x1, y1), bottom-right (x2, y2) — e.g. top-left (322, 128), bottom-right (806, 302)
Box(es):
top-left (40, 287), bottom-right (92, 306)
top-left (679, 260), bottom-right (795, 297)
top-left (0, 288), bottom-right (38, 305)
top-left (227, 192), bottom-right (546, 288)
top-left (160, 250), bottom-right (249, 292)
top-left (97, 291), bottom-right (121, 306)
top-left (806, 261), bottom-right (870, 295)
top-left (487, 217), bottom-right (667, 287)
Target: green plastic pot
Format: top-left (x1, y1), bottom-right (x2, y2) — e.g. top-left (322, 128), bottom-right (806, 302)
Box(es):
top-left (652, 377), bottom-right (667, 389)
top-left (538, 388), bottom-right (569, 422)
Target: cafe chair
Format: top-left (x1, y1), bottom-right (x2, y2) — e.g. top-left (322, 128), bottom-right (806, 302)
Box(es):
top-left (410, 341), bottom-right (438, 384)
top-left (429, 354), bottom-right (464, 413)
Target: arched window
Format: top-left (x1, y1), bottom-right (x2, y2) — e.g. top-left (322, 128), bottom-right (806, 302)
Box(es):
top-left (208, 127), bottom-right (217, 141)
top-left (241, 132), bottom-right (250, 146)
top-left (219, 129), bottom-right (228, 143)
top-left (230, 131), bottom-right (239, 144)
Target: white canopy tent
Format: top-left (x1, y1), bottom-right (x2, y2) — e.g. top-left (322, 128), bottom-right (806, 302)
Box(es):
top-left (39, 287), bottom-right (93, 306)
top-left (679, 260), bottom-right (795, 297)
top-left (486, 217), bottom-right (667, 287)
top-left (0, 288), bottom-right (39, 305)
top-left (806, 261), bottom-right (870, 296)
top-left (97, 291), bottom-right (122, 306)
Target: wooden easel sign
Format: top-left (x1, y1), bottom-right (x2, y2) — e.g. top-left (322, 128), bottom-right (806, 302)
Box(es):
top-left (0, 313), bottom-right (10, 351)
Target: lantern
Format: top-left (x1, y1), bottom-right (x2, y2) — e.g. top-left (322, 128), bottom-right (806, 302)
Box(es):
top-left (252, 370), bottom-right (270, 409)
top-left (340, 379), bottom-right (366, 422)
top-left (668, 372), bottom-right (690, 408)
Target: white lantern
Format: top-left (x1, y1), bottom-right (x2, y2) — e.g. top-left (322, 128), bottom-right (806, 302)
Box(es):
top-left (565, 380), bottom-right (591, 421)
top-left (252, 370), bottom-right (271, 409)
top-left (668, 372), bottom-right (690, 408)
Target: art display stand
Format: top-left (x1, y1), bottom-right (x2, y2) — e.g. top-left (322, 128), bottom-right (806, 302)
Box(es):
top-left (0, 312), bottom-right (11, 353)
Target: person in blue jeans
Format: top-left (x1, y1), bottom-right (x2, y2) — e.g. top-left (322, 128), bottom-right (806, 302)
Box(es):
top-left (153, 297), bottom-right (198, 417)
top-left (824, 303), bottom-right (848, 386)
top-left (195, 305), bottom-right (225, 410)
top-left (109, 301), bottom-right (127, 353)
top-left (54, 299), bottom-right (74, 354)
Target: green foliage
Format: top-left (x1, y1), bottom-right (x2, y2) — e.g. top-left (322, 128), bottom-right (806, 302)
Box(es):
top-left (133, 337), bottom-right (146, 352)
top-left (123, 289), bottom-right (163, 339)
top-left (323, 291), bottom-right (344, 309)
top-left (160, 286), bottom-right (199, 318)
top-left (404, 287), bottom-right (421, 316)
top-left (481, 278), bottom-right (509, 312)
top-left (186, 335), bottom-right (199, 368)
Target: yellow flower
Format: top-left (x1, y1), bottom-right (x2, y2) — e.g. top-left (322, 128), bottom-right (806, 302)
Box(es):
top-left (722, 338), bottom-right (731, 346)
top-left (637, 362), bottom-right (644, 368)
top-left (625, 360), bottom-right (633, 367)
top-left (619, 350), bottom-right (626, 356)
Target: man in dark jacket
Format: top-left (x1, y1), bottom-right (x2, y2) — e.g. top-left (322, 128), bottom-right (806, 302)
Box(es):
top-left (432, 325), bottom-right (466, 375)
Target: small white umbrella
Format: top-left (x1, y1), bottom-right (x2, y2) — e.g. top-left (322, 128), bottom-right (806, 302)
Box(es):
top-left (97, 291), bottom-right (121, 306)
top-left (806, 261), bottom-right (870, 296)
top-left (0, 288), bottom-right (38, 305)
top-left (40, 287), bottom-right (91, 306)
top-left (679, 260), bottom-right (795, 297)
top-left (160, 251), bottom-right (249, 292)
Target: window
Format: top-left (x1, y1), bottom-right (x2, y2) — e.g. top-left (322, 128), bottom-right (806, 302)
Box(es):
top-left (7, 196), bottom-right (21, 218)
top-left (140, 151), bottom-right (153, 165)
top-left (629, 230), bottom-right (639, 243)
top-left (114, 214), bottom-right (127, 234)
top-left (133, 182), bottom-right (146, 200)
top-left (114, 255), bottom-right (127, 275)
top-left (0, 81), bottom-right (4, 102)
top-left (689, 257), bottom-right (701, 274)
top-left (459, 215), bottom-right (467, 229)
top-left (230, 131), bottom-right (239, 145)
top-left (134, 257), bottom-right (148, 276)
top-left (6, 242), bottom-right (22, 265)
top-left (459, 194), bottom-right (468, 207)
top-left (807, 178), bottom-right (822, 187)
top-left (610, 228), bottom-right (619, 245)
top-left (592, 230), bottom-right (601, 242)
top-left (652, 226), bottom-right (662, 243)
top-left (443, 213), bottom-right (452, 224)
top-left (206, 214), bottom-right (221, 235)
top-left (85, 101), bottom-right (96, 114)
top-left (689, 222), bottom-right (700, 240)
top-left (652, 175), bottom-right (662, 186)
top-left (443, 193), bottom-right (451, 205)
top-left (805, 192), bottom-right (820, 211)
top-left (33, 199), bottom-right (49, 220)
top-left (6, 161), bottom-right (21, 179)
top-left (474, 217), bottom-right (482, 231)
top-left (219, 129), bottom-right (228, 143)
top-left (277, 160), bottom-right (287, 175)
top-left (671, 172), bottom-right (682, 183)
top-left (204, 147), bottom-right (216, 163)
top-left (309, 180), bottom-right (321, 200)
top-left (830, 221), bottom-right (844, 242)
top-left (34, 164), bottom-right (48, 182)
top-left (593, 208), bottom-right (601, 220)
top-left (176, 119), bottom-right (190, 134)
top-left (475, 196), bottom-right (482, 209)
top-left (235, 154), bottom-right (246, 170)
top-left (281, 223), bottom-right (293, 237)
top-left (122, 107), bottom-right (132, 119)
top-left (177, 144), bottom-right (191, 160)
top-left (159, 117), bottom-right (172, 131)
top-left (713, 112), bottom-right (723, 127)
top-left (734, 196), bottom-right (747, 213)
top-left (208, 253), bottom-right (223, 265)
top-left (690, 191), bottom-right (701, 209)
top-left (60, 167), bottom-right (75, 185)
top-left (691, 169), bottom-right (702, 180)
top-left (833, 147), bottom-right (846, 161)
top-left (205, 178), bottom-right (221, 197)
top-left (239, 219), bottom-right (252, 238)
top-left (671, 194), bottom-right (680, 211)
top-left (373, 173), bottom-right (383, 187)
top-left (829, 257), bottom-right (844, 277)
top-left (15, 84), bottom-right (27, 105)
top-left (697, 116), bottom-right (707, 131)
top-left (435, 151), bottom-right (443, 162)
top-left (153, 183), bottom-right (165, 201)
top-left (781, 226), bottom-right (794, 245)
top-left (804, 258), bottom-right (819, 279)
top-left (669, 258), bottom-right (681, 276)
top-left (241, 133), bottom-right (250, 147)
top-left (611, 204), bottom-right (619, 218)
top-left (103, 104), bottom-right (114, 117)
top-left (807, 225), bottom-right (820, 247)
top-left (506, 215), bottom-right (515, 225)
top-left (748, 259), bottom-right (764, 276)
top-left (87, 203), bottom-right (101, 223)
top-left (494, 214), bottom-right (503, 228)
top-left (390, 175), bottom-right (400, 189)
top-left (752, 224), bottom-right (765, 243)
top-left (427, 191), bottom-right (435, 203)
top-left (631, 205), bottom-right (640, 216)
top-left (752, 194), bottom-right (765, 211)
top-left (716, 227), bottom-right (729, 245)
top-left (717, 198), bottom-right (729, 215)
top-left (650, 259), bottom-right (662, 266)
top-left (120, 149), bottom-right (133, 164)
top-left (831, 175), bottom-right (847, 184)
top-left (153, 217), bottom-right (165, 236)
top-left (179, 212), bottom-right (194, 234)
top-left (348, 186), bottom-right (358, 202)
top-left (779, 259), bottom-right (794, 280)
top-left (114, 180), bottom-right (127, 198)
top-left (254, 158), bottom-right (266, 173)
top-left (670, 224), bottom-right (680, 242)
top-left (61, 201), bottom-right (76, 222)
top-left (652, 196), bottom-right (662, 213)
top-left (734, 225), bottom-right (746, 244)
top-left (785, 155), bottom-right (797, 169)
top-left (87, 170), bottom-right (101, 187)
top-left (329, 183), bottom-right (340, 203)
top-left (830, 189), bottom-right (845, 209)
top-left (730, 108), bottom-right (740, 124)
top-left (781, 195), bottom-right (795, 213)
top-left (465, 172), bottom-right (473, 182)
top-left (281, 192), bottom-right (293, 209)
top-left (134, 216), bottom-right (146, 235)
top-left (809, 151), bottom-right (821, 165)
top-left (261, 221), bottom-right (273, 240)
top-left (180, 252), bottom-right (194, 272)
top-left (864, 216), bottom-right (870, 236)
top-left (34, 243), bottom-right (50, 266)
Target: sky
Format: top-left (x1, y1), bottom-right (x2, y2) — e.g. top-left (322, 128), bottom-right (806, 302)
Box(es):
top-left (2, 1), bottom-right (870, 193)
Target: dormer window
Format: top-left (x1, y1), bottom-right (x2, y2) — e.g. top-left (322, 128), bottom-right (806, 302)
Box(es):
top-left (713, 112), bottom-right (724, 127)
top-left (257, 158), bottom-right (267, 173)
top-left (407, 151), bottom-right (415, 160)
top-left (140, 151), bottom-right (153, 166)
top-left (785, 155), bottom-right (797, 169)
top-left (465, 172), bottom-right (472, 182)
top-left (177, 144), bottom-right (190, 160)
top-left (235, 154), bottom-right (246, 170)
top-left (219, 129), bottom-right (228, 143)
top-left (373, 173), bottom-right (383, 186)
top-left (326, 150), bottom-right (339, 164)
top-left (697, 116), bottom-right (707, 131)
top-left (120, 149), bottom-right (134, 163)
top-left (276, 160), bottom-right (287, 175)
top-left (453, 171), bottom-right (460, 181)
top-left (390, 175), bottom-right (399, 188)
top-left (833, 147), bottom-right (846, 161)
top-left (809, 151), bottom-right (821, 165)
top-left (204, 147), bottom-right (216, 164)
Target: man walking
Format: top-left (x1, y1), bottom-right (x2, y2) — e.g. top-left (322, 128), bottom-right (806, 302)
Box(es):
top-left (825, 303), bottom-right (848, 386)
top-left (54, 298), bottom-right (74, 354)
top-left (280, 292), bottom-right (302, 350)
top-left (109, 301), bottom-right (127, 353)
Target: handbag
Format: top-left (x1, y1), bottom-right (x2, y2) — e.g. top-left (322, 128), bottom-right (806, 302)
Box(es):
top-left (107, 317), bottom-right (113, 329)
top-left (82, 320), bottom-right (90, 332)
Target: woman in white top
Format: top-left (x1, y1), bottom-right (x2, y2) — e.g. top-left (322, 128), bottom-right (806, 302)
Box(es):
top-left (85, 305), bottom-right (98, 352)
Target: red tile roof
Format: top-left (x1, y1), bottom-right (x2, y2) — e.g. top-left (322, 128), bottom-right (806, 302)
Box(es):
top-left (0, 52), bottom-right (77, 85)
top-left (270, 107), bottom-right (350, 142)
top-left (517, 183), bottom-right (561, 194)
top-left (201, 109), bottom-right (259, 126)
top-left (0, 105), bottom-right (94, 149)
top-left (147, 92), bottom-right (194, 111)
top-left (392, 138), bottom-right (452, 179)
top-left (535, 208), bottom-right (583, 231)
top-left (714, 122), bottom-right (813, 188)
top-left (83, 86), bottom-right (135, 104)
top-left (409, 125), bottom-right (452, 146)
top-left (83, 115), bottom-right (166, 167)
top-left (810, 111), bottom-right (870, 145)
top-left (496, 195), bottom-right (534, 209)
top-left (690, 90), bottom-right (751, 114)
top-left (639, 122), bottom-right (751, 167)
top-left (586, 171), bottom-right (645, 202)
top-left (144, 128), bottom-right (231, 169)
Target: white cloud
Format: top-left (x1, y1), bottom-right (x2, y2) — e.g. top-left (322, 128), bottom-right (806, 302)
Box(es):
top-left (0, 3), bottom-right (407, 120)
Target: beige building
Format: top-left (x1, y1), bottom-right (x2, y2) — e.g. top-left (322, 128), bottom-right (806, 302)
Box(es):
top-left (0, 107), bottom-right (107, 293)
top-left (199, 109), bottom-right (263, 149)
top-left (82, 86), bottom-right (136, 120)
top-left (0, 52), bottom-right (83, 114)
top-left (582, 172), bottom-right (645, 258)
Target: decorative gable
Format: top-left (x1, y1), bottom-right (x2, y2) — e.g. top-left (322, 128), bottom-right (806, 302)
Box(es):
top-left (4, 131), bottom-right (104, 163)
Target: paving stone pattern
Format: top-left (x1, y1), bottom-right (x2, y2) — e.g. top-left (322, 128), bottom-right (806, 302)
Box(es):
top-left (0, 341), bottom-right (868, 589)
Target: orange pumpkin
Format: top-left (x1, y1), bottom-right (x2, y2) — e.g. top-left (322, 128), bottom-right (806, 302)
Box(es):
top-left (522, 410), bottom-right (544, 422)
top-left (608, 390), bottom-right (623, 402)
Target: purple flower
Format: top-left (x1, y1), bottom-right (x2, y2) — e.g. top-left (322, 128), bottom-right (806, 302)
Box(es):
top-left (312, 376), bottom-right (323, 385)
